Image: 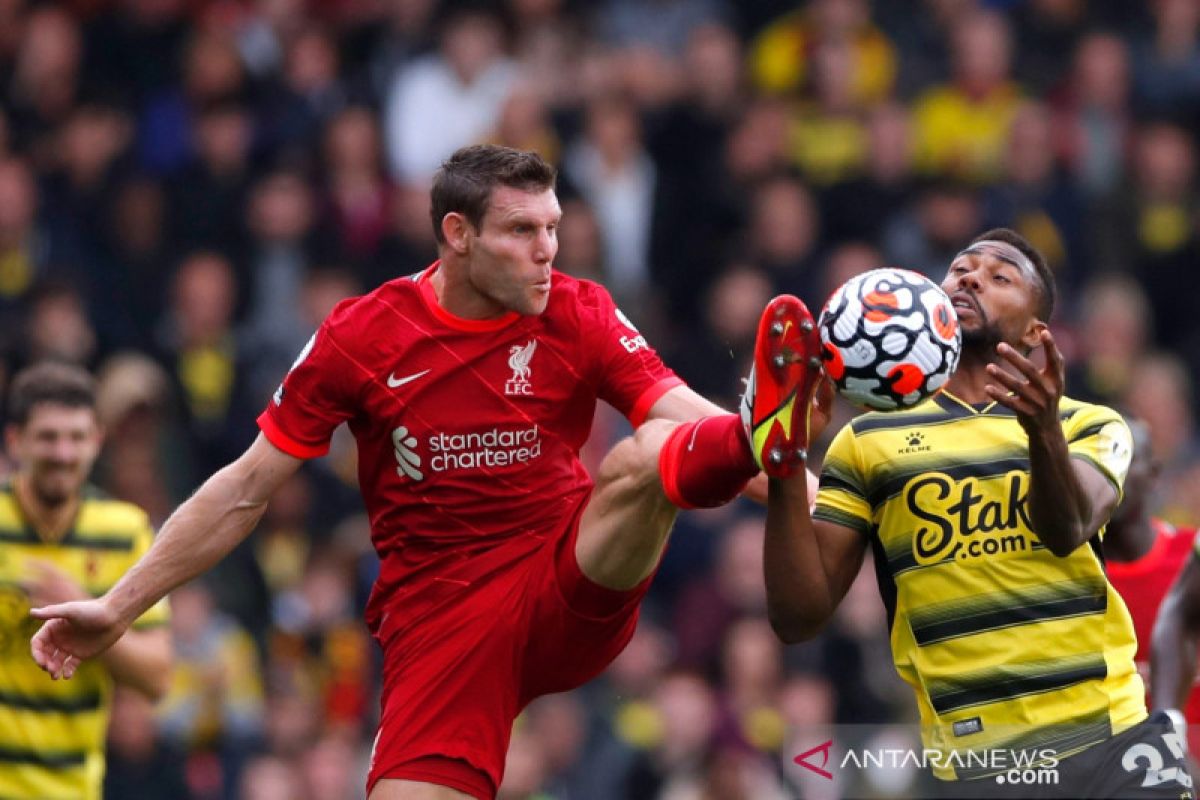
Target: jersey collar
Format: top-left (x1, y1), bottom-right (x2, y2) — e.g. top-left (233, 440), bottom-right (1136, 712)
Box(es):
top-left (935, 390), bottom-right (1007, 416)
top-left (417, 261), bottom-right (523, 332)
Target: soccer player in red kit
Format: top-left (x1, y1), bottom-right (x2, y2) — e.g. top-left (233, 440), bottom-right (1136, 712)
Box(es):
top-left (1107, 419), bottom-right (1200, 752)
top-left (27, 146), bottom-right (822, 800)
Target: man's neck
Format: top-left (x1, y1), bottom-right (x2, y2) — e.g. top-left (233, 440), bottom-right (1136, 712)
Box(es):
top-left (14, 475), bottom-right (79, 544)
top-left (943, 346), bottom-right (999, 404)
top-left (1104, 513), bottom-right (1157, 564)
top-left (429, 258), bottom-right (506, 320)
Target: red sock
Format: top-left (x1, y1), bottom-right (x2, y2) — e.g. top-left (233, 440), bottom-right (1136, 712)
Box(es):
top-left (659, 414), bottom-right (758, 509)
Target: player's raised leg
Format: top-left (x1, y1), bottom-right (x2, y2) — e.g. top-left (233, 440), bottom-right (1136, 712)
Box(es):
top-left (574, 295), bottom-right (823, 591)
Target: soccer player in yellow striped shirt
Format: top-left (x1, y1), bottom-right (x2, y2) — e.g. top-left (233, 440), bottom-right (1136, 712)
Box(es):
top-left (0, 363), bottom-right (171, 800)
top-left (760, 228), bottom-right (1194, 797)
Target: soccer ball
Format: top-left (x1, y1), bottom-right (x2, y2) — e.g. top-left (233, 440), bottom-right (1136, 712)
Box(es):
top-left (818, 268), bottom-right (961, 411)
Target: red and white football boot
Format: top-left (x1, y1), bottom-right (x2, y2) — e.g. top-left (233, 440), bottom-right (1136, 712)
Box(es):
top-left (739, 295), bottom-right (824, 478)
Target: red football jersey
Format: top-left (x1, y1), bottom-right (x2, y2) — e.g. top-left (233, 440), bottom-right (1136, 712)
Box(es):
top-left (1106, 519), bottom-right (1200, 745)
top-left (257, 263), bottom-right (682, 639)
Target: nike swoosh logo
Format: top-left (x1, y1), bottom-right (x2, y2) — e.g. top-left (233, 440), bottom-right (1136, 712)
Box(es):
top-left (386, 369), bottom-right (430, 389)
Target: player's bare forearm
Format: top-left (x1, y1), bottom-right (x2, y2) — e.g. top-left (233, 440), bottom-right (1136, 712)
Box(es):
top-left (104, 435), bottom-right (299, 627)
top-left (764, 473), bottom-right (865, 642)
top-left (99, 627), bottom-right (172, 701)
top-left (987, 334), bottom-right (1113, 556)
top-left (1025, 425), bottom-right (1104, 556)
top-left (31, 435), bottom-right (301, 681)
top-left (1152, 557), bottom-right (1200, 710)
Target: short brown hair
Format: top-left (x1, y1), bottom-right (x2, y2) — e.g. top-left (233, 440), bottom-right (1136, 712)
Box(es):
top-left (429, 145), bottom-right (557, 244)
top-left (968, 227), bottom-right (1056, 321)
top-left (7, 362), bottom-right (96, 426)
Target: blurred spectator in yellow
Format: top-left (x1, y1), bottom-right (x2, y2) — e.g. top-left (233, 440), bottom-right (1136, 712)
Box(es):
top-left (157, 251), bottom-right (258, 475)
top-left (788, 40), bottom-right (869, 187)
top-left (1065, 274), bottom-right (1152, 407)
top-left (750, 0), bottom-right (896, 106)
top-left (1093, 122), bottom-right (1199, 353)
top-left (913, 8), bottom-right (1023, 182)
top-left (158, 581), bottom-right (264, 798)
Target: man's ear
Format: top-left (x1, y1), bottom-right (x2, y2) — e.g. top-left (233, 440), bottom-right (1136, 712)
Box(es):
top-left (1020, 319), bottom-right (1047, 352)
top-left (441, 213), bottom-right (473, 256)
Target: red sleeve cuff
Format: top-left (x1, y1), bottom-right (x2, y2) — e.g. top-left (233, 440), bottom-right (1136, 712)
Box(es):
top-left (627, 376), bottom-right (685, 427)
top-left (257, 410), bottom-right (330, 459)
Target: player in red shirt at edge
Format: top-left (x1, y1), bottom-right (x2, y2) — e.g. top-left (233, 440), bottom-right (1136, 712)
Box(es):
top-left (1105, 418), bottom-right (1200, 752)
top-left (26, 145), bottom-right (824, 800)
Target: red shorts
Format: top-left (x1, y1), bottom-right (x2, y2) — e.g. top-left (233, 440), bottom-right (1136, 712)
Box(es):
top-left (365, 501), bottom-right (652, 799)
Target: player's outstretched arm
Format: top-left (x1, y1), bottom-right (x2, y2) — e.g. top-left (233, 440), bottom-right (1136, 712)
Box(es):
top-left (1152, 553), bottom-right (1200, 712)
top-left (986, 332), bottom-right (1117, 556)
top-left (30, 433), bottom-right (303, 679)
top-left (764, 470), bottom-right (867, 643)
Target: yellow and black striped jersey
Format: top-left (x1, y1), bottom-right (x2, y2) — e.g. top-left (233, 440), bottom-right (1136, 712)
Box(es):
top-left (0, 482), bottom-right (169, 800)
top-left (814, 391), bottom-right (1143, 779)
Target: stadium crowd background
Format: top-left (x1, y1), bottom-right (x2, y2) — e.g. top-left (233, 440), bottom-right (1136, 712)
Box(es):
top-left (2, 0), bottom-right (1199, 797)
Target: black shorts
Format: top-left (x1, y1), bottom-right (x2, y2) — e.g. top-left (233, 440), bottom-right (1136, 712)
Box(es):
top-left (934, 712), bottom-right (1196, 800)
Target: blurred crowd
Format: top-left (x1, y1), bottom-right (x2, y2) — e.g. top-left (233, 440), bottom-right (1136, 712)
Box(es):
top-left (3, 0), bottom-right (1200, 797)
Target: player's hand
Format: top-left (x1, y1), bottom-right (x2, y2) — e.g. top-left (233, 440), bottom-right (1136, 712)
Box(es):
top-left (808, 375), bottom-right (834, 443)
top-left (29, 598), bottom-right (127, 680)
top-left (984, 330), bottom-right (1064, 434)
top-left (21, 560), bottom-right (89, 608)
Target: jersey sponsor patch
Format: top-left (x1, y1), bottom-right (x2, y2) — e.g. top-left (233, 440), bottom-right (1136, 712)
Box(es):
top-left (1095, 420), bottom-right (1133, 477)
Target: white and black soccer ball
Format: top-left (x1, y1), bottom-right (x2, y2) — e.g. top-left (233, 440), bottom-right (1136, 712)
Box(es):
top-left (818, 268), bottom-right (961, 411)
